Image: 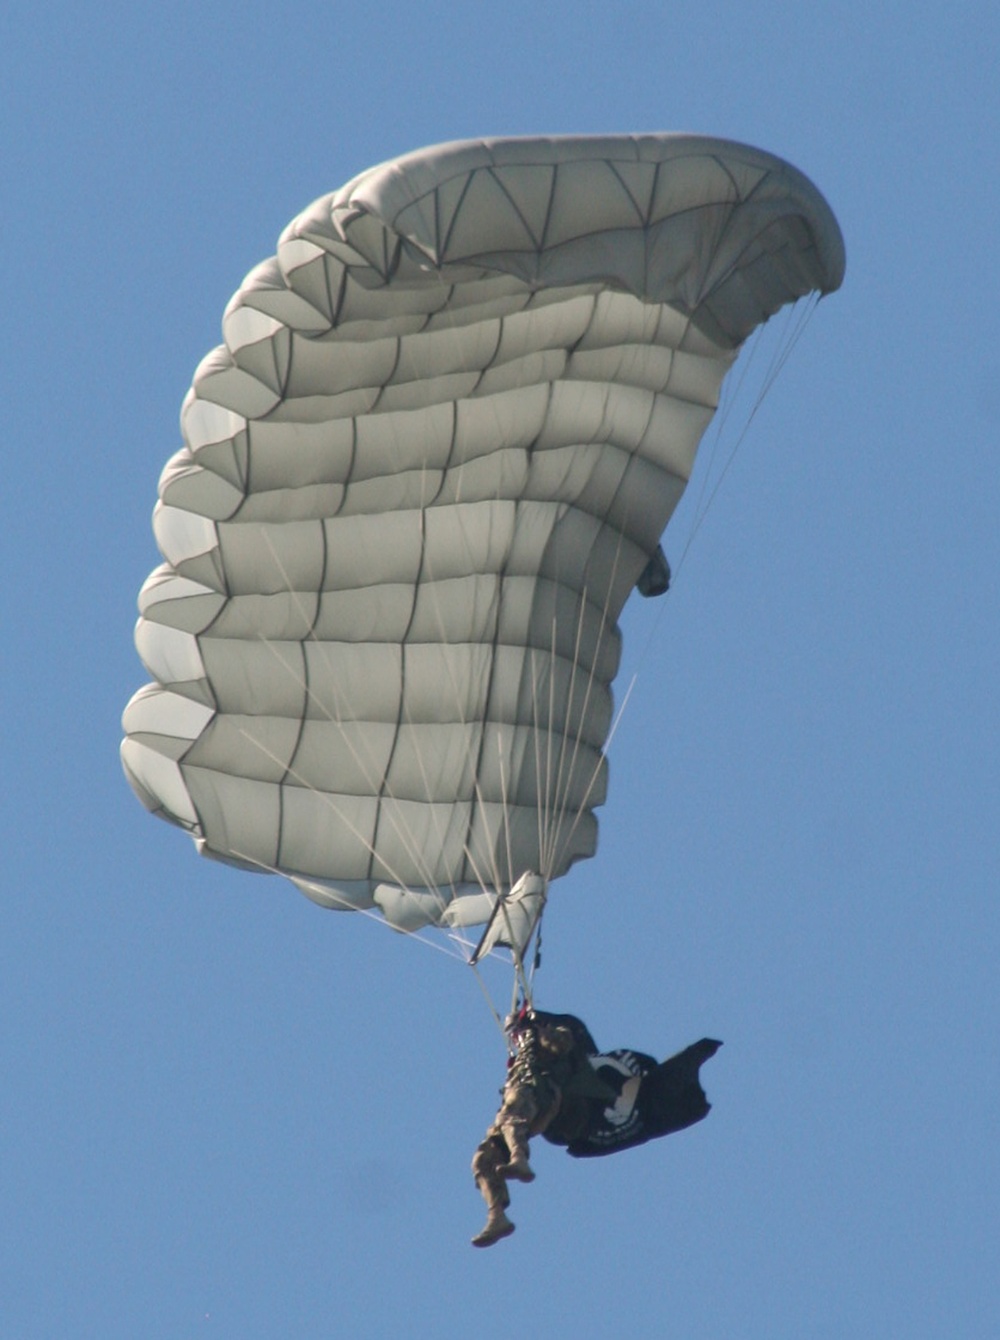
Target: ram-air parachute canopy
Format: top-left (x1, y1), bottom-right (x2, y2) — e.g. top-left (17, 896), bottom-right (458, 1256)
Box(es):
top-left (122, 135), bottom-right (844, 946)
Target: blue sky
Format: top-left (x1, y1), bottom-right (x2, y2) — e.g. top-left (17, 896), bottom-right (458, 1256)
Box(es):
top-left (3, 3), bottom-right (998, 1336)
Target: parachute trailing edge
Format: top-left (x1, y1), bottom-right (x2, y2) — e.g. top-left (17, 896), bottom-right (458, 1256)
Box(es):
top-left (122, 134), bottom-right (844, 938)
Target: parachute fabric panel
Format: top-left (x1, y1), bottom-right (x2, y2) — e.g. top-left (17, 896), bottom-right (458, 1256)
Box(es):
top-left (122, 134), bottom-right (844, 935)
top-left (468, 871), bottom-right (547, 965)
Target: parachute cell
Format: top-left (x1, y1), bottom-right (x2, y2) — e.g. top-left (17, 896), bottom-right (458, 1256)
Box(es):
top-left (122, 135), bottom-right (844, 935)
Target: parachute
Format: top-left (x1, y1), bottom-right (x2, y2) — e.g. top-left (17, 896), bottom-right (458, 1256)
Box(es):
top-left (122, 135), bottom-right (844, 952)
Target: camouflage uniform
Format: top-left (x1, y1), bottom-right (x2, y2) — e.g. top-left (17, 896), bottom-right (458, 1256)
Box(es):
top-left (470, 1016), bottom-right (574, 1247)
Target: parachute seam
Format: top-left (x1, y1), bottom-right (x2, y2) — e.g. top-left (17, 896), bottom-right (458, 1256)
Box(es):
top-left (710, 153), bottom-right (747, 205)
top-left (383, 397), bottom-right (491, 904)
top-left (537, 164), bottom-right (558, 252)
top-left (212, 355), bottom-right (304, 867)
top-left (216, 406), bottom-right (702, 520)
top-left (363, 397), bottom-right (458, 891)
top-left (456, 488), bottom-right (512, 888)
top-left (438, 171), bottom-right (478, 260)
top-left (394, 273), bottom-right (510, 897)
top-left (335, 415), bottom-right (359, 517)
top-left (188, 647), bottom-right (613, 733)
top-left (367, 334), bottom-right (403, 414)
top-left (458, 377), bottom-right (553, 889)
top-left (486, 167), bottom-right (546, 251)
top-left (398, 297), bottom-right (557, 900)
top-left (432, 180), bottom-right (442, 261)
top-left (275, 516), bottom-right (329, 871)
top-left (606, 161), bottom-right (651, 228)
top-left (328, 259), bottom-right (348, 329)
top-left (648, 160), bottom-right (661, 229)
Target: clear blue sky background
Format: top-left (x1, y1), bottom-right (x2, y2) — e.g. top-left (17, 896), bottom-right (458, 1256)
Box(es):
top-left (3, 4), bottom-right (998, 1337)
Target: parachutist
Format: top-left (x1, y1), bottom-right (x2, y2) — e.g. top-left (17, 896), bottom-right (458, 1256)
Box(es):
top-left (471, 1011), bottom-right (722, 1246)
top-left (471, 1010), bottom-right (585, 1247)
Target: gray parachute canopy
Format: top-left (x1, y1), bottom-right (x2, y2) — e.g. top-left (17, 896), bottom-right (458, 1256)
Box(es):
top-left (122, 134), bottom-right (844, 938)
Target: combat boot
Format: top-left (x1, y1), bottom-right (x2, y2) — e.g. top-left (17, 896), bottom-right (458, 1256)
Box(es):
top-left (498, 1150), bottom-right (535, 1182)
top-left (471, 1207), bottom-right (515, 1247)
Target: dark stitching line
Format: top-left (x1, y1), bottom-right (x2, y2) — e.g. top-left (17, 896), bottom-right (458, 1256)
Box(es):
top-left (277, 517), bottom-right (328, 872)
top-left (364, 399), bottom-right (457, 885)
top-left (486, 165), bottom-right (550, 251)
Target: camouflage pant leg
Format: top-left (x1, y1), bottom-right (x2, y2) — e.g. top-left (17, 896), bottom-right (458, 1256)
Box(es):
top-left (473, 1078), bottom-right (562, 1209)
top-left (471, 1131), bottom-right (510, 1212)
top-left (496, 1078), bottom-right (560, 1159)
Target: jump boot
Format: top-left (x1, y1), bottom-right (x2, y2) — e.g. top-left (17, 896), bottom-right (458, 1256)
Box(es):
top-left (496, 1113), bottom-right (535, 1182)
top-left (497, 1133), bottom-right (535, 1183)
top-left (471, 1204), bottom-right (515, 1247)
